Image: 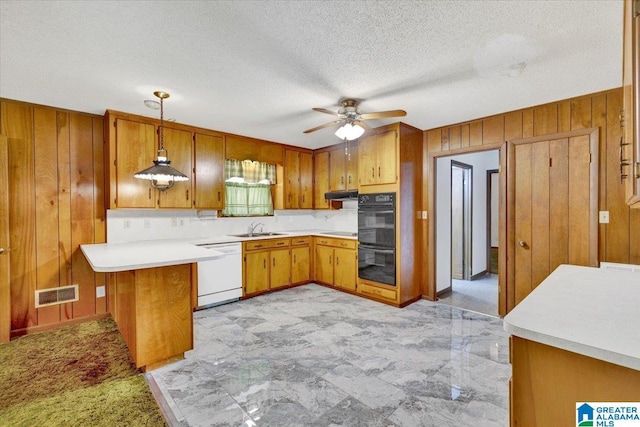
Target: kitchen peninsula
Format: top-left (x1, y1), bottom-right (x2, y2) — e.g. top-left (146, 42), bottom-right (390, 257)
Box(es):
top-left (81, 240), bottom-right (225, 370)
top-left (504, 264), bottom-right (640, 426)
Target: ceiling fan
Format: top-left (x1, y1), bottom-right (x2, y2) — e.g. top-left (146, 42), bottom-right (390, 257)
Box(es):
top-left (303, 99), bottom-right (407, 140)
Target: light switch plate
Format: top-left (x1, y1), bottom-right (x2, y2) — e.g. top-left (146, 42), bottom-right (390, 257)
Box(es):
top-left (422, 211), bottom-right (428, 220)
top-left (599, 211), bottom-right (610, 224)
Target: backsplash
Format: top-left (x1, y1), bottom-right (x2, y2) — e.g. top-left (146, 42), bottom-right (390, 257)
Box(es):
top-left (107, 201), bottom-right (357, 243)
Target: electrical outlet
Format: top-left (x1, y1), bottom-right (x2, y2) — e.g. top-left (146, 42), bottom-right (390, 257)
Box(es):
top-left (179, 218), bottom-right (186, 227)
top-left (171, 218), bottom-right (177, 227)
top-left (599, 211), bottom-right (610, 224)
top-left (96, 286), bottom-right (105, 298)
top-left (124, 219), bottom-right (131, 229)
top-left (143, 219), bottom-right (150, 228)
top-left (422, 211), bottom-right (428, 220)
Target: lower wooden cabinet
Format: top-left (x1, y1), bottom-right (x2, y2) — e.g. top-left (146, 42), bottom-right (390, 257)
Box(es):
top-left (291, 237), bottom-right (311, 284)
top-left (243, 238), bottom-right (291, 296)
top-left (314, 237), bottom-right (357, 291)
top-left (108, 264), bottom-right (193, 370)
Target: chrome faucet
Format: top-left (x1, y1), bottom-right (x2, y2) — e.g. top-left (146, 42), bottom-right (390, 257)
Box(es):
top-left (248, 221), bottom-right (264, 236)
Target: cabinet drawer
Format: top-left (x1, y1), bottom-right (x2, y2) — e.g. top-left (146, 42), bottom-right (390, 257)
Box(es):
top-left (315, 237), bottom-right (356, 249)
top-left (291, 236), bottom-right (311, 246)
top-left (358, 282), bottom-right (397, 302)
top-left (244, 238), bottom-right (290, 251)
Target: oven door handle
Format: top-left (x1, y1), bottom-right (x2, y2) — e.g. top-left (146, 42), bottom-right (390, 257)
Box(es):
top-left (358, 244), bottom-right (395, 254)
top-left (358, 209), bottom-right (394, 214)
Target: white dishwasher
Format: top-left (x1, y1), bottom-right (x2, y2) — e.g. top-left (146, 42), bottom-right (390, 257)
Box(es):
top-left (196, 242), bottom-right (242, 309)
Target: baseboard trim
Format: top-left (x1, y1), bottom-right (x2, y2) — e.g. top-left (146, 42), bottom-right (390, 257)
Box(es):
top-left (10, 312), bottom-right (111, 340)
top-left (470, 270), bottom-right (488, 281)
top-left (436, 286), bottom-right (452, 298)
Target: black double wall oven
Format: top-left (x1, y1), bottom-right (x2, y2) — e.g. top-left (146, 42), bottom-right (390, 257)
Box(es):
top-left (357, 192), bottom-right (396, 286)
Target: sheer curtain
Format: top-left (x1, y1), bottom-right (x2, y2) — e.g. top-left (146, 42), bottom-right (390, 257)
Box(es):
top-left (222, 159), bottom-right (275, 216)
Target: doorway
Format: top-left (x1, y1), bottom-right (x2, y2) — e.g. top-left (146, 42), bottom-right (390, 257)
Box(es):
top-left (450, 161), bottom-right (472, 281)
top-left (434, 150), bottom-right (500, 316)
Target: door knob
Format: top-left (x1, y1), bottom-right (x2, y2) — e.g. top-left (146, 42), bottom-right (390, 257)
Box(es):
top-left (519, 241), bottom-right (526, 247)
top-left (0, 248), bottom-right (3, 254)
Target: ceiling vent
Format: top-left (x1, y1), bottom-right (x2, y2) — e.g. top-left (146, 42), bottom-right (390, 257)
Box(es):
top-left (35, 285), bottom-right (79, 308)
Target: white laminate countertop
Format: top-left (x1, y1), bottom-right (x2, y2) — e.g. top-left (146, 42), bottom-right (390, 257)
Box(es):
top-left (503, 264), bottom-right (640, 370)
top-left (81, 229), bottom-right (357, 273)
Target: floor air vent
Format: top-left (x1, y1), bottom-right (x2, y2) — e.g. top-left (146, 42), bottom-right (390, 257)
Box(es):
top-left (35, 285), bottom-right (79, 308)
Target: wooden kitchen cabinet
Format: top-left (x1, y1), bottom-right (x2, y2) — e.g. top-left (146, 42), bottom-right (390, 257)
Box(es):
top-left (110, 118), bottom-right (156, 208)
top-left (108, 264), bottom-right (193, 370)
top-left (291, 237), bottom-right (311, 284)
top-left (284, 149), bottom-right (313, 209)
top-left (314, 237), bottom-right (357, 292)
top-left (329, 145), bottom-right (358, 191)
top-left (358, 130), bottom-right (397, 186)
top-left (623, 0), bottom-right (640, 208)
top-left (193, 132), bottom-right (224, 210)
top-left (313, 151), bottom-right (331, 209)
top-left (158, 127), bottom-right (193, 208)
top-left (242, 238), bottom-right (291, 296)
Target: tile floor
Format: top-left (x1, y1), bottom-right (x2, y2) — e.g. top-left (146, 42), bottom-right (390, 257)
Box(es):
top-left (149, 284), bottom-right (510, 427)
top-left (437, 274), bottom-right (499, 317)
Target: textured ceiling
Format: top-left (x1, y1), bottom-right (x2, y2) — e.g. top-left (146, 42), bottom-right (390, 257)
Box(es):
top-left (0, 0), bottom-right (623, 150)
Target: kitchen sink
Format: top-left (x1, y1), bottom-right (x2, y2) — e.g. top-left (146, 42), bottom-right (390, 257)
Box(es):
top-left (228, 232), bottom-right (286, 238)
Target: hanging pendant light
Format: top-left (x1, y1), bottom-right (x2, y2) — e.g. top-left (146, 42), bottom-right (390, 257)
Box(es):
top-left (134, 91), bottom-right (188, 191)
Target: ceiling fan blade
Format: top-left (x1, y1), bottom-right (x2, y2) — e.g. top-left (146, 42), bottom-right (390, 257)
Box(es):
top-left (359, 109), bottom-right (407, 120)
top-left (303, 120), bottom-right (342, 134)
top-left (312, 107), bottom-right (339, 116)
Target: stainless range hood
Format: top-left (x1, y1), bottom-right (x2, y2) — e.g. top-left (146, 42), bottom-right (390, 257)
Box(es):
top-left (324, 190), bottom-right (358, 200)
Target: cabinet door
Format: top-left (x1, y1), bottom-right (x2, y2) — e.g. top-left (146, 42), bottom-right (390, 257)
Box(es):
top-left (376, 130), bottom-right (397, 184)
top-left (291, 246), bottom-right (310, 284)
top-left (299, 151), bottom-right (313, 209)
top-left (358, 135), bottom-right (377, 186)
top-left (194, 133), bottom-right (224, 210)
top-left (115, 118), bottom-right (156, 208)
top-left (315, 245), bottom-right (334, 284)
top-left (159, 127), bottom-right (193, 208)
top-left (334, 248), bottom-right (356, 291)
top-left (623, 0), bottom-right (640, 207)
top-left (244, 251), bottom-right (269, 294)
top-left (313, 151), bottom-right (330, 209)
top-left (270, 248), bottom-right (291, 289)
top-left (284, 149), bottom-right (300, 209)
top-left (346, 145), bottom-right (358, 190)
top-left (329, 149), bottom-right (346, 191)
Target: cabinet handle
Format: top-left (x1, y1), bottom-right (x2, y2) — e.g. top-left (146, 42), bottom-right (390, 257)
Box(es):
top-left (378, 166), bottom-right (381, 177)
top-left (371, 167), bottom-right (375, 178)
top-left (341, 176), bottom-right (344, 184)
top-left (273, 258), bottom-right (275, 267)
top-left (302, 195), bottom-right (305, 204)
top-left (293, 254), bottom-right (296, 263)
top-left (288, 194), bottom-right (291, 202)
top-left (263, 259), bottom-right (266, 269)
top-left (348, 176), bottom-right (351, 184)
top-left (255, 244), bottom-right (263, 248)
top-left (336, 256), bottom-right (339, 265)
top-left (148, 188), bottom-right (152, 199)
top-left (186, 189), bottom-right (189, 201)
top-left (329, 256), bottom-right (332, 265)
top-left (620, 136), bottom-right (631, 182)
top-left (218, 191), bottom-right (221, 202)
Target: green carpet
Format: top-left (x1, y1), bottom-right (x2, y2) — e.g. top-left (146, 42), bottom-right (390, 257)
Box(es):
top-left (0, 317), bottom-right (167, 427)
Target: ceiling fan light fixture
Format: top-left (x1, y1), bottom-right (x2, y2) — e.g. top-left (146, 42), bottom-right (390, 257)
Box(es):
top-left (335, 123), bottom-right (364, 141)
top-left (134, 91), bottom-right (189, 191)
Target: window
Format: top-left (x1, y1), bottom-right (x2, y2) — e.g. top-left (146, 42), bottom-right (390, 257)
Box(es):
top-left (222, 159), bottom-right (275, 216)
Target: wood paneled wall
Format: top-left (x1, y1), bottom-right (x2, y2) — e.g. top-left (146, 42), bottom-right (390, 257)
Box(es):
top-left (0, 99), bottom-right (106, 336)
top-left (424, 88), bottom-right (640, 266)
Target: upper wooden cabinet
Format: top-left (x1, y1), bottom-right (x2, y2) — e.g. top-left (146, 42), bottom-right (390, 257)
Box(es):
top-left (111, 118), bottom-right (156, 208)
top-left (313, 151), bottom-right (330, 209)
top-left (329, 145), bottom-right (358, 191)
top-left (284, 149), bottom-right (313, 209)
top-left (158, 127), bottom-right (193, 208)
top-left (358, 130), bottom-right (397, 186)
top-left (623, 0), bottom-right (640, 208)
top-left (106, 111), bottom-right (228, 210)
top-left (193, 132), bottom-right (224, 210)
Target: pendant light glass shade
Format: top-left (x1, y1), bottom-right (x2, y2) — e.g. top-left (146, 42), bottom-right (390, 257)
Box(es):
top-left (134, 91), bottom-right (189, 191)
top-left (335, 122), bottom-right (365, 141)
